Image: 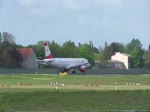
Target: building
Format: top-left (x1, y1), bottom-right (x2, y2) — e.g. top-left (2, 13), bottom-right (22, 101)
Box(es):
top-left (17, 48), bottom-right (38, 69)
top-left (111, 52), bottom-right (131, 69)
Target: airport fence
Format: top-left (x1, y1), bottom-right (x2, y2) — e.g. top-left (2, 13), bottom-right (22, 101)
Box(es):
top-left (0, 68), bottom-right (150, 75)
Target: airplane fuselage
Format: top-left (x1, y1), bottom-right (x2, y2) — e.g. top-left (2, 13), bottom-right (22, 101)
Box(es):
top-left (44, 58), bottom-right (90, 69)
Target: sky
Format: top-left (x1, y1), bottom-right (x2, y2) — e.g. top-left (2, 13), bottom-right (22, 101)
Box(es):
top-left (0, 0), bottom-right (150, 48)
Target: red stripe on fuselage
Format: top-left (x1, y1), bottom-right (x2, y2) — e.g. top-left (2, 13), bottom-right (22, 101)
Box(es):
top-left (46, 54), bottom-right (53, 59)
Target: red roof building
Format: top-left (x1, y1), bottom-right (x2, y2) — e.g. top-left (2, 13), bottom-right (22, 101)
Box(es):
top-left (17, 48), bottom-right (38, 69)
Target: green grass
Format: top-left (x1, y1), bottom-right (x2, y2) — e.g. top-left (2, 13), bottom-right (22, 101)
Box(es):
top-left (0, 74), bottom-right (150, 85)
top-left (0, 74), bottom-right (150, 111)
top-left (0, 90), bottom-right (150, 111)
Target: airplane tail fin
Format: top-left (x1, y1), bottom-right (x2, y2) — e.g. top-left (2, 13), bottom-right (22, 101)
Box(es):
top-left (44, 42), bottom-right (53, 59)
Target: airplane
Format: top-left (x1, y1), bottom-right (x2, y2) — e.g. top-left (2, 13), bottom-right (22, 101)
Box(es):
top-left (37, 42), bottom-right (90, 74)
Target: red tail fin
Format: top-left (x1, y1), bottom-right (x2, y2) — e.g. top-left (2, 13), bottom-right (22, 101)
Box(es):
top-left (44, 42), bottom-right (53, 59)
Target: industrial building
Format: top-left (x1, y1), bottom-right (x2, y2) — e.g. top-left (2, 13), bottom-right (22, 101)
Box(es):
top-left (111, 52), bottom-right (131, 69)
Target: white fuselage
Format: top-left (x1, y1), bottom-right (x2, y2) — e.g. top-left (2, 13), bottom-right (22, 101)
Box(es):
top-left (43, 58), bottom-right (90, 69)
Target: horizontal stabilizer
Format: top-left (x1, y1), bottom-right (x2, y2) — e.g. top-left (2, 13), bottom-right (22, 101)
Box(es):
top-left (36, 59), bottom-right (54, 65)
top-left (36, 60), bottom-right (47, 65)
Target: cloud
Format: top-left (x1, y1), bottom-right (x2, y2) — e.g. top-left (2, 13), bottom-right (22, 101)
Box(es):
top-left (92, 0), bottom-right (123, 7)
top-left (17, 0), bottom-right (37, 7)
top-left (2, 0), bottom-right (125, 17)
top-left (16, 0), bottom-right (124, 17)
top-left (61, 0), bottom-right (80, 11)
top-left (0, 0), bottom-right (3, 8)
top-left (1, 0), bottom-right (150, 48)
top-left (16, 0), bottom-right (80, 16)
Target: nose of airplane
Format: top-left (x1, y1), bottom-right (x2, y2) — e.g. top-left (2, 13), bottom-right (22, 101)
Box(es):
top-left (84, 59), bottom-right (90, 68)
top-left (86, 63), bottom-right (90, 68)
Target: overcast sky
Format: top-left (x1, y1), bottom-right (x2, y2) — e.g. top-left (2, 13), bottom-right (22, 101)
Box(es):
top-left (0, 0), bottom-right (150, 48)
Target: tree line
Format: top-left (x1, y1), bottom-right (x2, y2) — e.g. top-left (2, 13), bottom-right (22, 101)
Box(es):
top-left (0, 31), bottom-right (150, 69)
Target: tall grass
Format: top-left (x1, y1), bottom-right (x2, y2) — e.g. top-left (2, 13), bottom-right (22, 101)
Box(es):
top-left (0, 90), bottom-right (150, 111)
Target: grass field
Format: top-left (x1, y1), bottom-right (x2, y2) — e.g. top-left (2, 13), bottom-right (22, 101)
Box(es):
top-left (0, 74), bottom-right (150, 111)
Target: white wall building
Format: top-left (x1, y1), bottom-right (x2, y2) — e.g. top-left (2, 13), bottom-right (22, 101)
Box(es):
top-left (111, 52), bottom-right (131, 69)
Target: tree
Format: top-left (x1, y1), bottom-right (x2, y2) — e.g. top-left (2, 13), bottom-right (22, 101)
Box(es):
top-left (143, 49), bottom-right (150, 68)
top-left (0, 32), bottom-right (1, 44)
top-left (0, 42), bottom-right (11, 67)
top-left (29, 41), bottom-right (45, 60)
top-left (77, 44), bottom-right (95, 67)
top-left (1, 47), bottom-right (14, 68)
top-left (1, 32), bottom-right (15, 44)
top-left (126, 38), bottom-right (144, 68)
top-left (103, 42), bottom-right (126, 60)
top-left (126, 38), bottom-right (142, 53)
top-left (62, 40), bottom-right (77, 57)
top-left (49, 40), bottom-right (61, 57)
top-left (10, 48), bottom-right (23, 68)
top-left (0, 32), bottom-right (23, 68)
top-left (130, 49), bottom-right (144, 68)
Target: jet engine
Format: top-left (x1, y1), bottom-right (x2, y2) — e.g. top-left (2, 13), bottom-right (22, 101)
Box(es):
top-left (78, 66), bottom-right (87, 73)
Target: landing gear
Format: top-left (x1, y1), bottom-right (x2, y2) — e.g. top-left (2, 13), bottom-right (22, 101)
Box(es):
top-left (60, 69), bottom-right (68, 73)
top-left (60, 68), bottom-right (76, 74)
top-left (82, 71), bottom-right (85, 74)
top-left (72, 70), bottom-right (76, 74)
top-left (71, 68), bottom-right (76, 74)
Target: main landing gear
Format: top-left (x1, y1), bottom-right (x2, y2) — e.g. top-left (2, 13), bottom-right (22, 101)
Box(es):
top-left (60, 69), bottom-right (68, 73)
top-left (60, 69), bottom-right (76, 74)
top-left (71, 70), bottom-right (76, 74)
